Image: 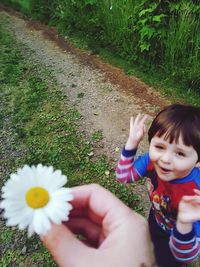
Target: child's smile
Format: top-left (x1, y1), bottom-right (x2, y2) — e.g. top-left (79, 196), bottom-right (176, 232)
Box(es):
top-left (149, 134), bottom-right (199, 182)
top-left (158, 166), bottom-right (171, 174)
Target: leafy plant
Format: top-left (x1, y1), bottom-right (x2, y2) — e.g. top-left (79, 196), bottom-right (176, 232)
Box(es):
top-left (2, 0), bottom-right (200, 104)
top-left (92, 129), bottom-right (103, 142)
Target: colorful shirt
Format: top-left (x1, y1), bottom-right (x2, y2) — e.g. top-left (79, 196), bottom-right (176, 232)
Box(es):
top-left (116, 147), bottom-right (200, 263)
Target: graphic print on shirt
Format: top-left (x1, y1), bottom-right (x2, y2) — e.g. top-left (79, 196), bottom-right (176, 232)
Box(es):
top-left (146, 177), bottom-right (176, 232)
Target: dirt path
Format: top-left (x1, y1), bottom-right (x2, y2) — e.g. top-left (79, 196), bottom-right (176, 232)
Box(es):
top-left (0, 9), bottom-right (171, 214)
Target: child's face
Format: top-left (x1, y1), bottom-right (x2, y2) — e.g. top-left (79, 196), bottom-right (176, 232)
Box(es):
top-left (149, 134), bottom-right (199, 182)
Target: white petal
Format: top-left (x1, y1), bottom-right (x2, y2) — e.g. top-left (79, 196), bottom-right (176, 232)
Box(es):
top-left (18, 209), bottom-right (34, 230)
top-left (35, 164), bottom-right (52, 181)
top-left (10, 173), bottom-right (19, 181)
top-left (1, 163), bottom-right (72, 237)
top-left (3, 175), bottom-right (34, 197)
top-left (0, 199), bottom-right (25, 211)
top-left (55, 208), bottom-right (70, 221)
top-left (6, 214), bottom-right (22, 226)
top-left (32, 210), bottom-right (44, 234)
top-left (3, 205), bottom-right (27, 218)
top-left (16, 208), bottom-right (34, 230)
top-left (4, 204), bottom-right (30, 221)
top-left (44, 204), bottom-right (62, 224)
top-left (28, 221), bottom-right (35, 237)
top-left (51, 188), bottom-right (74, 201)
top-left (45, 201), bottom-right (72, 224)
top-left (47, 175), bottom-right (67, 192)
top-left (37, 166), bottom-right (54, 185)
top-left (2, 187), bottom-right (26, 201)
top-left (33, 209), bottom-right (51, 235)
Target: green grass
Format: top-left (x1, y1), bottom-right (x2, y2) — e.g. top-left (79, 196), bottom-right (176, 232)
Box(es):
top-left (66, 31), bottom-right (200, 106)
top-left (53, 0), bottom-right (200, 98)
top-left (0, 19), bottom-right (142, 266)
top-left (2, 0), bottom-right (200, 99)
top-left (162, 1), bottom-right (200, 92)
top-left (2, 0), bottom-right (200, 104)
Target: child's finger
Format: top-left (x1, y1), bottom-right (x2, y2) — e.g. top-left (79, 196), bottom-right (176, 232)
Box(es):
top-left (130, 116), bottom-right (134, 128)
top-left (133, 114), bottom-right (141, 125)
top-left (139, 115), bottom-right (148, 126)
top-left (181, 195), bottom-right (194, 201)
top-left (194, 189), bottom-right (200, 196)
top-left (181, 195), bottom-right (200, 204)
top-left (143, 125), bottom-right (146, 134)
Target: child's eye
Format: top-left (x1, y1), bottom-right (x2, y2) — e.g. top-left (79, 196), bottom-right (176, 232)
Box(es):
top-left (176, 151), bottom-right (185, 157)
top-left (155, 145), bottom-right (164, 150)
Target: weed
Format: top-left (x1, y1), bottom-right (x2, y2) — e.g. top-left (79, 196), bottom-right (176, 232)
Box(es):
top-left (77, 92), bottom-right (85, 98)
top-left (92, 129), bottom-right (103, 142)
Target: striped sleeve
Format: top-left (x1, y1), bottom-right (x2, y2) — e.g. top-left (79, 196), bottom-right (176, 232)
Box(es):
top-left (115, 147), bottom-right (149, 183)
top-left (169, 225), bottom-right (200, 263)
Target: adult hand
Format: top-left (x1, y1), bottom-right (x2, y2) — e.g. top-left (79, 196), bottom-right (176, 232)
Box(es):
top-left (125, 114), bottom-right (148, 150)
top-left (177, 189), bottom-right (200, 234)
top-left (41, 184), bottom-right (155, 267)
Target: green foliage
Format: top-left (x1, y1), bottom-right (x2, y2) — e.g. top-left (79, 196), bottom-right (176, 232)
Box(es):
top-left (2, 0), bottom-right (200, 99)
top-left (131, 0), bottom-right (168, 64)
top-left (1, 249), bottom-right (24, 266)
top-left (48, 0), bottom-right (102, 39)
top-left (0, 28), bottom-right (25, 85)
top-left (92, 129), bottom-right (103, 142)
top-left (163, 1), bottom-right (200, 90)
top-left (27, 0), bottom-right (56, 22)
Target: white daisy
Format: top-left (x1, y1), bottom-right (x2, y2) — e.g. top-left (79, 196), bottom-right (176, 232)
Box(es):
top-left (0, 164), bottom-right (73, 237)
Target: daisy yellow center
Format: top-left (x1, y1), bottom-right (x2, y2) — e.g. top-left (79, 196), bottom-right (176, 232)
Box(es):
top-left (26, 187), bottom-right (49, 209)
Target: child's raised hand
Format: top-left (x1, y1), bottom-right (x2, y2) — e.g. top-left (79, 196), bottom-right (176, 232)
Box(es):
top-left (177, 189), bottom-right (200, 234)
top-left (125, 114), bottom-right (148, 150)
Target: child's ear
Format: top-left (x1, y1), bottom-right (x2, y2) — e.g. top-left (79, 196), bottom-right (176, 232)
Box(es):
top-left (196, 162), bottom-right (200, 168)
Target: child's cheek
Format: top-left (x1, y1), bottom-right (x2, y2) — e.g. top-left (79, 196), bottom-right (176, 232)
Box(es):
top-left (149, 147), bottom-right (156, 162)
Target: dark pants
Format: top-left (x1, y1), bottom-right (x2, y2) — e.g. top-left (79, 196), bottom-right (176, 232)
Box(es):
top-left (148, 210), bottom-right (184, 267)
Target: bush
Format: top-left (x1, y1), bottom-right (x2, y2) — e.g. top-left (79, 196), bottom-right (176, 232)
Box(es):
top-left (2, 0), bottom-right (200, 92)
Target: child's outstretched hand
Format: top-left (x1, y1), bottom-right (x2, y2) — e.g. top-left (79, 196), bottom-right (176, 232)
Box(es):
top-left (125, 114), bottom-right (148, 150)
top-left (177, 189), bottom-right (200, 234)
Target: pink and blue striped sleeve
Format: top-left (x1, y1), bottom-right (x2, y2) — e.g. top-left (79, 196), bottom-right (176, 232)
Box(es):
top-left (169, 225), bottom-right (200, 263)
top-left (116, 147), bottom-right (149, 183)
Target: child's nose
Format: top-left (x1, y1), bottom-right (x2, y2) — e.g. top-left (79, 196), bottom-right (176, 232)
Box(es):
top-left (160, 151), bottom-right (171, 163)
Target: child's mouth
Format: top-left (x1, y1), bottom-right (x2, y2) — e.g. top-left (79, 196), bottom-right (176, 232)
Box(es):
top-left (159, 166), bottom-right (171, 173)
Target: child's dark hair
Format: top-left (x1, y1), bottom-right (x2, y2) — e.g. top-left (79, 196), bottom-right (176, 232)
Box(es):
top-left (148, 104), bottom-right (200, 160)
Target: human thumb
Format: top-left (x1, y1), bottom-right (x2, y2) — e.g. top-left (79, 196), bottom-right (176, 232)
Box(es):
top-left (41, 223), bottom-right (90, 267)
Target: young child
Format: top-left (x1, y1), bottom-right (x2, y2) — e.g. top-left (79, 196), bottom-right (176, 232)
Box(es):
top-left (116, 104), bottom-right (200, 267)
